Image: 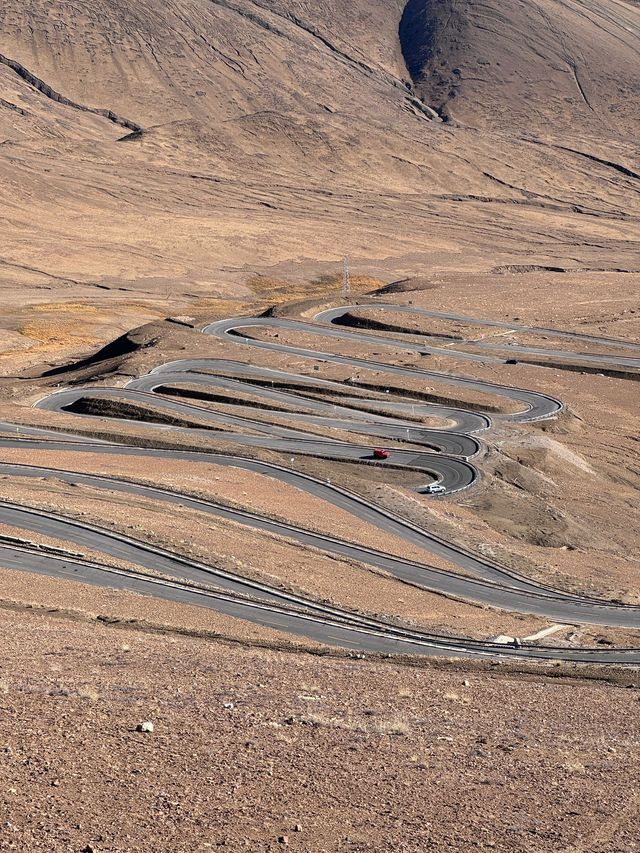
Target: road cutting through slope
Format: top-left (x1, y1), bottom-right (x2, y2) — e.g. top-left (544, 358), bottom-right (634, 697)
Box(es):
top-left (0, 302), bottom-right (638, 661)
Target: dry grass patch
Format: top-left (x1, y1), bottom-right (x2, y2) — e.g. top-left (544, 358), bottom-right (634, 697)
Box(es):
top-left (76, 684), bottom-right (101, 701)
top-left (245, 272), bottom-right (384, 305)
top-left (190, 297), bottom-right (247, 316)
top-left (302, 712), bottom-right (411, 736)
top-left (312, 273), bottom-right (384, 293)
top-left (246, 275), bottom-right (296, 294)
top-left (37, 303), bottom-right (99, 314)
top-left (18, 320), bottom-right (100, 352)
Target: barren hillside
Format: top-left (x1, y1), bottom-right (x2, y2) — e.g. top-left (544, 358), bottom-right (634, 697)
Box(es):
top-left (1, 0), bottom-right (639, 359)
top-left (401, 0), bottom-right (640, 134)
top-left (1, 8), bottom-right (640, 850)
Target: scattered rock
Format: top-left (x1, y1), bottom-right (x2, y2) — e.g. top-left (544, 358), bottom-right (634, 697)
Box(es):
top-left (166, 316), bottom-right (195, 327)
top-left (493, 635), bottom-right (516, 645)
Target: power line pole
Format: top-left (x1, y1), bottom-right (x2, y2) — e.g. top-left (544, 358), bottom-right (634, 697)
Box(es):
top-left (342, 256), bottom-right (350, 297)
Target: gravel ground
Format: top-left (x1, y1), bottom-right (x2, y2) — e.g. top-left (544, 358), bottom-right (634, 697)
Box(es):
top-left (0, 607), bottom-right (638, 853)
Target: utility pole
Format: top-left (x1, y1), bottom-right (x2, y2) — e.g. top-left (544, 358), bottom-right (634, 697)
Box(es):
top-left (342, 256), bottom-right (351, 297)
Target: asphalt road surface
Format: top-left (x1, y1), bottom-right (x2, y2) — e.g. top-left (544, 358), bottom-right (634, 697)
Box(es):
top-left (315, 305), bottom-right (640, 370)
top-left (2, 302), bottom-right (639, 662)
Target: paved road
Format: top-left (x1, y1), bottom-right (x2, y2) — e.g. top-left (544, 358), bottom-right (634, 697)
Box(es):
top-left (36, 387), bottom-right (479, 492)
top-left (151, 359), bottom-right (493, 433)
top-left (3, 540), bottom-right (639, 663)
top-left (340, 305), bottom-right (640, 351)
top-left (1, 302), bottom-right (638, 662)
top-left (3, 458), bottom-right (638, 626)
top-left (316, 305), bottom-right (640, 369)
top-left (2, 536), bottom-right (640, 663)
top-left (203, 317), bottom-right (565, 421)
top-left (132, 369), bottom-right (482, 456)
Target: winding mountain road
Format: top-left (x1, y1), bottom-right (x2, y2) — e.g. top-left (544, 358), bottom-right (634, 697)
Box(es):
top-left (316, 304), bottom-right (640, 369)
top-left (2, 301), bottom-right (639, 663)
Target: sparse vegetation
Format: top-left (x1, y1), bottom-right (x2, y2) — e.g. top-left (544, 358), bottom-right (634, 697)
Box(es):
top-left (76, 684), bottom-right (100, 700)
top-left (301, 711), bottom-right (411, 736)
top-left (0, 0), bottom-right (638, 849)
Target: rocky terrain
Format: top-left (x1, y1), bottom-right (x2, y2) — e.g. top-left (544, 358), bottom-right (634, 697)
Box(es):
top-left (1, 606), bottom-right (639, 853)
top-left (1, 1), bottom-right (639, 850)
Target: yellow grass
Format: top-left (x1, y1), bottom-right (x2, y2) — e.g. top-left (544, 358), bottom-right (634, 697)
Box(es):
top-left (18, 320), bottom-right (100, 353)
top-left (37, 303), bottom-right (99, 314)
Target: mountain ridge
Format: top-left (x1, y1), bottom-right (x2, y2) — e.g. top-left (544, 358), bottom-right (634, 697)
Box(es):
top-left (0, 0), bottom-right (638, 363)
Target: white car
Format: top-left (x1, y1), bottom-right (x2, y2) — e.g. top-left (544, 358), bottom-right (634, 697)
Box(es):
top-left (425, 483), bottom-right (446, 495)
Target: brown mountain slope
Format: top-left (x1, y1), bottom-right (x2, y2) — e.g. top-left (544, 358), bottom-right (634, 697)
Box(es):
top-left (401, 0), bottom-right (640, 135)
top-left (0, 0), bottom-right (639, 362)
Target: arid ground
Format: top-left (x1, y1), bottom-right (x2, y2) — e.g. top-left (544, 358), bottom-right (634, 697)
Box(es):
top-left (1, 1), bottom-right (639, 850)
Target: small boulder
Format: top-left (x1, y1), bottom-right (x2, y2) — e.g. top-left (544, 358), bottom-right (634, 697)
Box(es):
top-left (136, 721), bottom-right (154, 734)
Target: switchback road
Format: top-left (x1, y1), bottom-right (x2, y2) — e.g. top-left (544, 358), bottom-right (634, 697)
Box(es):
top-left (1, 301), bottom-right (638, 662)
